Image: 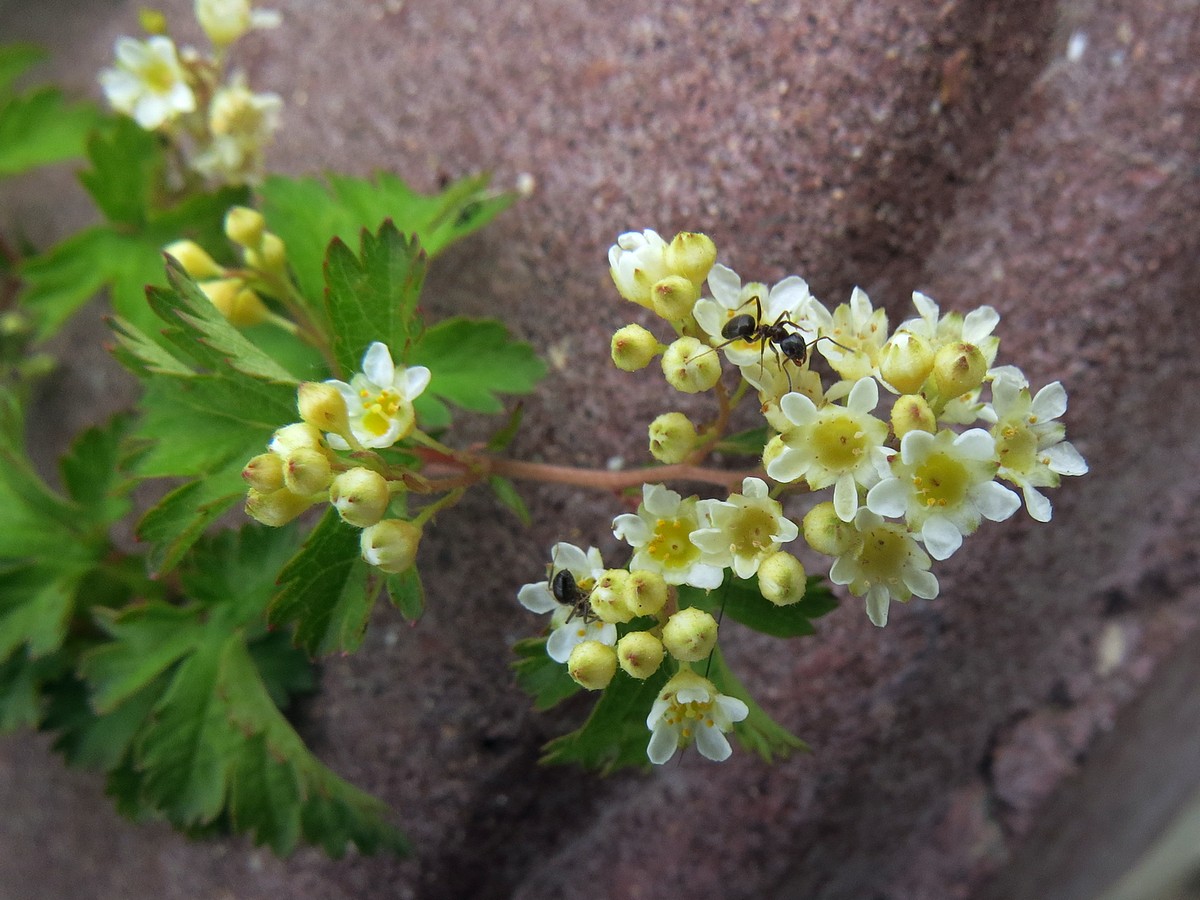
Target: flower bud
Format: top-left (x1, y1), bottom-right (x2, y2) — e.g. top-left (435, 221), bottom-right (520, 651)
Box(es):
top-left (611, 323), bottom-right (661, 372)
top-left (933, 340), bottom-right (988, 399)
top-left (224, 205), bottom-right (265, 250)
top-left (242, 452), bottom-right (285, 492)
top-left (802, 501), bottom-right (861, 556)
top-left (360, 519), bottom-right (422, 573)
top-left (139, 8), bottom-right (168, 35)
top-left (879, 331), bottom-right (934, 394)
top-left (624, 570), bottom-right (668, 617)
top-left (245, 487), bottom-right (313, 527)
top-left (196, 0), bottom-right (252, 46)
top-left (617, 631), bottom-right (665, 679)
top-left (567, 640), bottom-right (618, 691)
top-left (329, 467), bottom-right (390, 527)
top-left (282, 447), bottom-right (333, 495)
top-left (589, 569), bottom-right (634, 624)
top-left (757, 552), bottom-right (808, 606)
top-left (661, 607), bottom-right (718, 662)
top-left (201, 278), bottom-right (269, 327)
top-left (666, 232), bottom-right (717, 286)
top-left (298, 382), bottom-right (350, 437)
top-left (661, 336), bottom-right (721, 394)
top-left (245, 232), bottom-right (287, 274)
top-left (650, 275), bottom-right (699, 322)
top-left (269, 421), bottom-right (326, 455)
top-left (164, 240), bottom-right (223, 279)
top-left (891, 394), bottom-right (936, 438)
top-left (648, 412), bottom-right (697, 464)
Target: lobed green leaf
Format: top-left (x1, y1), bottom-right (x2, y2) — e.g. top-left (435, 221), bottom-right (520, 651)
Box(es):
top-left (511, 637), bottom-right (581, 711)
top-left (680, 572), bottom-right (837, 639)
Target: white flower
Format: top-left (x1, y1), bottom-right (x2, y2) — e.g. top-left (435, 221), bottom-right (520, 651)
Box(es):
top-left (866, 428), bottom-right (1021, 560)
top-left (766, 378), bottom-right (893, 522)
top-left (191, 78), bottom-right (282, 185)
top-left (324, 342), bottom-right (430, 450)
top-left (829, 509), bottom-right (939, 627)
top-left (899, 291), bottom-right (1001, 366)
top-left (608, 230), bottom-right (671, 308)
top-left (99, 36), bottom-right (196, 130)
top-left (613, 484), bottom-right (724, 588)
top-left (814, 287), bottom-right (888, 382)
top-left (990, 379), bottom-right (1088, 522)
top-left (693, 265), bottom-right (814, 368)
top-left (689, 477), bottom-right (799, 579)
top-left (646, 670), bottom-right (749, 764)
top-left (517, 542), bottom-right (615, 663)
top-left (196, 0), bottom-right (281, 47)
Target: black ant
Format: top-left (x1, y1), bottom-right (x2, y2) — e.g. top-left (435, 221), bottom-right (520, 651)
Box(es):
top-left (707, 294), bottom-right (841, 391)
top-left (549, 552), bottom-right (596, 624)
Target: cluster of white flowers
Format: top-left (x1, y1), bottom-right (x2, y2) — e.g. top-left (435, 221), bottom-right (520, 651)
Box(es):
top-left (99, 0), bottom-right (282, 186)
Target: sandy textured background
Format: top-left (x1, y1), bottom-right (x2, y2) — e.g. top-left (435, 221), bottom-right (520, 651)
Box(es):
top-left (1, 0), bottom-right (1198, 897)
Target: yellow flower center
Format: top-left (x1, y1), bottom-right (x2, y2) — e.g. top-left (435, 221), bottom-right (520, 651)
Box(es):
top-left (143, 58), bottom-right (179, 94)
top-left (358, 387), bottom-right (407, 437)
top-left (995, 424), bottom-right (1038, 473)
top-left (730, 506), bottom-right (779, 557)
top-left (811, 411), bottom-right (867, 471)
top-left (663, 696), bottom-right (716, 734)
top-left (856, 524), bottom-right (911, 583)
top-left (647, 517), bottom-right (700, 568)
top-left (911, 451), bottom-right (968, 508)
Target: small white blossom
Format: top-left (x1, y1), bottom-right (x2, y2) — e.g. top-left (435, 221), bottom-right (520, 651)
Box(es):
top-left (325, 342), bottom-right (430, 450)
top-left (608, 230), bottom-right (671, 308)
top-left (191, 78), bottom-right (282, 185)
top-left (829, 509), bottom-right (939, 627)
top-left (899, 291), bottom-right (1001, 367)
top-left (866, 428), bottom-right (1021, 560)
top-left (99, 36), bottom-right (196, 130)
top-left (517, 543), bottom-right (615, 663)
top-left (814, 287), bottom-right (888, 382)
top-left (766, 378), bottom-right (893, 521)
top-left (693, 266), bottom-right (814, 368)
top-left (613, 484), bottom-right (724, 588)
top-left (646, 670), bottom-right (749, 764)
top-left (990, 379), bottom-right (1088, 522)
top-left (690, 477), bottom-right (799, 579)
top-left (196, 0), bottom-right (281, 47)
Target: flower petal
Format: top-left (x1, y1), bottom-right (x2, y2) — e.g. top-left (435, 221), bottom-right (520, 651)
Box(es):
top-left (972, 480), bottom-right (1021, 522)
top-left (952, 428), bottom-right (996, 461)
top-left (695, 724), bottom-right (733, 762)
top-left (686, 564), bottom-right (726, 590)
top-left (866, 478), bottom-right (907, 518)
top-left (865, 586), bottom-right (890, 627)
top-left (847, 376), bottom-right (879, 414)
top-left (921, 516), bottom-right (963, 560)
top-left (647, 723), bottom-right (680, 764)
top-left (779, 391), bottom-right (819, 427)
top-left (833, 473), bottom-right (859, 522)
top-left (402, 365), bottom-right (432, 400)
top-left (518, 582), bottom-right (559, 614)
top-left (643, 483), bottom-right (681, 518)
top-left (612, 513), bottom-right (651, 545)
top-left (1046, 442), bottom-right (1088, 476)
top-left (707, 264), bottom-right (742, 308)
top-left (361, 342), bottom-right (395, 387)
top-left (903, 568), bottom-right (939, 600)
top-left (1021, 484), bottom-right (1053, 522)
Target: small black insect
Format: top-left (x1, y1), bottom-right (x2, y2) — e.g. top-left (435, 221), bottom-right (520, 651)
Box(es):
top-left (550, 563), bottom-right (595, 624)
top-left (710, 294), bottom-right (837, 390)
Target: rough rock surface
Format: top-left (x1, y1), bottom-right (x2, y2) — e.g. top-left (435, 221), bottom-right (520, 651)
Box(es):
top-left (1, 0), bottom-right (1198, 897)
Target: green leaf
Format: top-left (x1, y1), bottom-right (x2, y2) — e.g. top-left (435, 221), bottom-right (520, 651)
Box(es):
top-left (323, 222), bottom-right (426, 377)
top-left (0, 86), bottom-right (98, 176)
top-left (0, 44), bottom-right (45, 95)
top-left (77, 115), bottom-right (161, 225)
top-left (268, 510), bottom-right (376, 656)
top-left (705, 645), bottom-right (808, 762)
top-left (58, 414), bottom-right (132, 525)
top-left (679, 572), bottom-right (837, 639)
top-left (46, 673), bottom-right (167, 770)
top-left (540, 666), bottom-right (672, 773)
top-left (486, 476), bottom-right (531, 525)
top-left (385, 567), bottom-right (424, 621)
top-left (715, 426), bottom-right (770, 457)
top-left (258, 171), bottom-right (515, 303)
top-left (511, 637), bottom-right (581, 711)
top-left (410, 317), bottom-right (546, 415)
top-left (0, 564), bottom-right (83, 660)
top-left (0, 648), bottom-right (66, 731)
top-left (134, 463), bottom-right (245, 573)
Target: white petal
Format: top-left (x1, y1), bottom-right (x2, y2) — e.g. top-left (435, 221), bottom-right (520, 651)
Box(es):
top-left (899, 430), bottom-right (935, 465)
top-left (953, 428), bottom-right (996, 461)
top-left (767, 276), bottom-right (810, 314)
top-left (766, 447), bottom-right (810, 484)
top-left (921, 516), bottom-right (963, 560)
top-left (675, 684), bottom-right (709, 704)
top-left (973, 480), bottom-right (1021, 521)
top-left (361, 342), bottom-right (395, 386)
top-left (612, 513), bottom-right (650, 545)
top-left (550, 542), bottom-right (590, 573)
top-left (962, 306), bottom-right (1000, 343)
top-left (773, 516), bottom-right (800, 544)
top-left (741, 477), bottom-right (768, 498)
top-left (689, 527), bottom-right (729, 556)
top-left (732, 553), bottom-right (759, 579)
top-left (685, 564), bottom-right (726, 590)
top-left (546, 623), bottom-right (585, 663)
top-left (647, 723), bottom-right (680, 765)
top-left (903, 568), bottom-right (939, 600)
top-left (779, 391), bottom-right (818, 426)
top-left (849, 286), bottom-right (872, 319)
top-left (865, 587), bottom-right (890, 627)
top-left (250, 8), bottom-right (282, 28)
top-left (402, 365), bottom-right (431, 400)
top-left (833, 473), bottom-right (859, 522)
top-left (1029, 381), bottom-right (1067, 421)
top-left (1022, 484), bottom-right (1053, 522)
top-left (911, 291), bottom-right (939, 322)
top-left (828, 554), bottom-right (856, 586)
top-left (707, 264), bottom-right (742, 307)
top-left (693, 299), bottom-right (725, 341)
top-left (1046, 442), bottom-right (1088, 476)
top-left (695, 724), bottom-right (733, 762)
top-left (133, 95), bottom-right (169, 129)
top-left (518, 582), bottom-right (558, 614)
top-left (644, 483), bottom-right (681, 518)
top-left (715, 695), bottom-right (749, 723)
top-left (847, 377), bottom-right (879, 414)
top-left (866, 478), bottom-right (907, 518)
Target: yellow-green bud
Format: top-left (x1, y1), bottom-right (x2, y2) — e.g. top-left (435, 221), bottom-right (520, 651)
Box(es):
top-left (891, 394), bottom-right (937, 438)
top-left (224, 206), bottom-right (266, 250)
top-left (567, 640), bottom-right (618, 691)
top-left (201, 278), bottom-right (269, 327)
top-left (650, 275), bottom-right (699, 322)
top-left (297, 382), bottom-right (351, 437)
top-left (196, 0), bottom-right (253, 46)
top-left (245, 487), bottom-right (313, 527)
top-left (666, 232), bottom-right (717, 286)
top-left (139, 8), bottom-right (168, 35)
top-left (648, 412), bottom-right (697, 464)
top-left (242, 452), bottom-right (285, 492)
top-left (329, 467), bottom-right (390, 528)
top-left (933, 340), bottom-right (988, 399)
top-left (617, 631), bottom-right (665, 679)
top-left (282, 447), bottom-right (333, 495)
top-left (802, 501), bottom-right (861, 556)
top-left (244, 232), bottom-right (287, 274)
top-left (611, 323), bottom-right (661, 372)
top-left (661, 336), bottom-right (721, 394)
top-left (164, 240), bottom-right (224, 279)
top-left (879, 331), bottom-right (935, 394)
top-left (624, 570), bottom-right (669, 617)
top-left (360, 519), bottom-right (422, 573)
top-left (757, 552), bottom-right (808, 606)
top-left (589, 570), bottom-right (634, 624)
top-left (269, 421), bottom-right (326, 455)
top-left (661, 607), bottom-right (718, 662)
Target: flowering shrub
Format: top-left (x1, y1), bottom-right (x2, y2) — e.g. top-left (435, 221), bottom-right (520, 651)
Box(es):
top-left (0, 0), bottom-right (1085, 860)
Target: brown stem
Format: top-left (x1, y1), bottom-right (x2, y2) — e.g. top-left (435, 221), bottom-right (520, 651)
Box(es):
top-left (485, 457), bottom-right (755, 492)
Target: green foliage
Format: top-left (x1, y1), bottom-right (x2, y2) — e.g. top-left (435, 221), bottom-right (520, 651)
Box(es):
top-left (0, 44), bottom-right (98, 177)
top-left (258, 171), bottom-right (514, 303)
top-left (705, 646), bottom-right (808, 762)
top-left (680, 572), bottom-right (837, 639)
top-left (511, 637), bottom-right (582, 711)
top-left (715, 426), bottom-right (770, 457)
